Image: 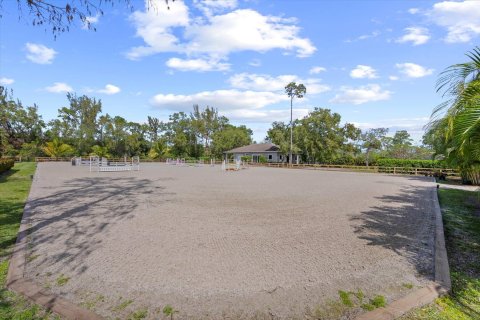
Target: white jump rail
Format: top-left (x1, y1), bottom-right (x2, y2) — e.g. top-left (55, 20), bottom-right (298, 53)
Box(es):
top-left (89, 156), bottom-right (140, 172)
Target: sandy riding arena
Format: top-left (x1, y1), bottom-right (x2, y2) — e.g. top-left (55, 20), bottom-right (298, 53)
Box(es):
top-left (23, 163), bottom-right (437, 319)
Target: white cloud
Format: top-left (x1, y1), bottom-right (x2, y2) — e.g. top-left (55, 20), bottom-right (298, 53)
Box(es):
top-left (128, 0), bottom-right (316, 62)
top-left (309, 66), bottom-right (326, 74)
top-left (428, 0), bottom-right (480, 43)
top-left (396, 63), bottom-right (434, 78)
top-left (345, 30), bottom-right (380, 43)
top-left (150, 89), bottom-right (287, 111)
top-left (166, 57), bottom-right (230, 72)
top-left (98, 84), bottom-right (121, 95)
top-left (228, 73), bottom-right (330, 94)
top-left (45, 82), bottom-right (73, 93)
top-left (350, 65), bottom-right (378, 79)
top-left (25, 43), bottom-right (57, 64)
top-left (389, 75), bottom-right (399, 81)
top-left (0, 77), bottom-right (14, 85)
top-left (127, 0), bottom-right (190, 60)
top-left (408, 8), bottom-right (420, 14)
top-left (329, 84), bottom-right (391, 105)
top-left (185, 9), bottom-right (316, 58)
top-left (193, 0), bottom-right (237, 16)
top-left (396, 27), bottom-right (430, 45)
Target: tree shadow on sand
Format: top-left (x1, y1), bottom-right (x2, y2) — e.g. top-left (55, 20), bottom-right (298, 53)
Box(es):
top-left (350, 183), bottom-right (436, 279)
top-left (20, 175), bottom-right (175, 276)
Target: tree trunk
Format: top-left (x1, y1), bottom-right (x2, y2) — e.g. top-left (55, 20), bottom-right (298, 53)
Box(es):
top-left (365, 148), bottom-right (371, 167)
top-left (289, 97), bottom-right (293, 166)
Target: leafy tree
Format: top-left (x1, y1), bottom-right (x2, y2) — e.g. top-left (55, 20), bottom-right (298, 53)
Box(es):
top-left (54, 93), bottom-right (102, 154)
top-left (295, 108), bottom-right (355, 163)
top-left (148, 138), bottom-right (169, 159)
top-left (90, 145), bottom-right (110, 158)
top-left (42, 139), bottom-right (74, 158)
top-left (165, 112), bottom-right (200, 158)
top-left (387, 130), bottom-right (413, 159)
top-left (361, 128), bottom-right (388, 166)
top-left (3, 0), bottom-right (173, 37)
top-left (190, 105), bottom-right (228, 156)
top-left (147, 116), bottom-right (162, 142)
top-left (266, 121), bottom-right (291, 157)
top-left (0, 87), bottom-right (45, 156)
top-left (103, 115), bottom-right (129, 156)
top-left (211, 125), bottom-right (252, 158)
top-left (285, 82), bottom-right (306, 164)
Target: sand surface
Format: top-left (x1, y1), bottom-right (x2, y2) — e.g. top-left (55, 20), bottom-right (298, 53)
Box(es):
top-left (24, 163), bottom-right (436, 319)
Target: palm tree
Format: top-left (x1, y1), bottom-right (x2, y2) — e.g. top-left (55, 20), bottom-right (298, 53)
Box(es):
top-left (285, 82), bottom-right (306, 165)
top-left (42, 139), bottom-right (74, 159)
top-left (427, 46), bottom-right (480, 184)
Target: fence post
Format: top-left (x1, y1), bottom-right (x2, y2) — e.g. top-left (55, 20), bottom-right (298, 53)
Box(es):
top-left (393, 167), bottom-right (396, 175)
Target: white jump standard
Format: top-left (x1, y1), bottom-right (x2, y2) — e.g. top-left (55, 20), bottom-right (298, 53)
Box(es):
top-left (89, 156), bottom-right (140, 172)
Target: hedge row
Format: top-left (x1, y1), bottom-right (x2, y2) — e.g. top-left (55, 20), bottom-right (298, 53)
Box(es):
top-left (0, 159), bottom-right (15, 174)
top-left (375, 158), bottom-right (445, 168)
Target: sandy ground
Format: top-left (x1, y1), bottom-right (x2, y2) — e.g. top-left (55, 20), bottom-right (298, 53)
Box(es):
top-left (24, 163), bottom-right (437, 319)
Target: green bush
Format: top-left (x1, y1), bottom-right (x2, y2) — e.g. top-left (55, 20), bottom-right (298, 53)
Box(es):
top-left (0, 159), bottom-right (15, 174)
top-left (241, 155), bottom-right (252, 162)
top-left (258, 155), bottom-right (267, 163)
top-left (376, 158), bottom-right (445, 168)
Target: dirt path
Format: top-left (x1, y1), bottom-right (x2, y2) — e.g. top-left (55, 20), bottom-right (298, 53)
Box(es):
top-left (24, 163), bottom-right (437, 319)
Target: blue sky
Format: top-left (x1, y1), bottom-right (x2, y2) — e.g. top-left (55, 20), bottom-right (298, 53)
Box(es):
top-left (1, 0), bottom-right (479, 143)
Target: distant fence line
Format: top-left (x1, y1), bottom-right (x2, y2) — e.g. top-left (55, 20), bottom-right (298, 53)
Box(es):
top-left (248, 162), bottom-right (460, 177)
top-left (32, 157), bottom-right (459, 177)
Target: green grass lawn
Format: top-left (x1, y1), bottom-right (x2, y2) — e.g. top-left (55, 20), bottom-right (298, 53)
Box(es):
top-left (400, 188), bottom-right (480, 320)
top-left (0, 162), bottom-right (58, 320)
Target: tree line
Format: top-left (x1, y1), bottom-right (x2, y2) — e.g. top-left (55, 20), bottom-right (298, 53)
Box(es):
top-left (0, 87), bottom-right (252, 160)
top-left (0, 86), bottom-right (433, 164)
top-left (267, 107), bottom-right (432, 165)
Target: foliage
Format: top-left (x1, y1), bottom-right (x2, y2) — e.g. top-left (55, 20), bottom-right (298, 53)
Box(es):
top-left (268, 108), bottom-right (361, 164)
top-left (376, 158), bottom-right (445, 168)
top-left (424, 46), bottom-right (480, 184)
top-left (3, 1), bottom-right (173, 38)
top-left (0, 87), bottom-right (45, 157)
top-left (241, 155), bottom-right (252, 162)
top-left (258, 155), bottom-right (267, 163)
top-left (400, 188), bottom-right (480, 320)
top-left (315, 290), bottom-right (385, 319)
top-left (191, 105), bottom-right (228, 156)
top-left (0, 158), bottom-right (14, 174)
top-left (55, 274), bottom-right (70, 286)
top-left (211, 125), bottom-right (252, 158)
top-left (42, 139), bottom-right (74, 158)
top-left (128, 308), bottom-right (148, 320)
top-left (338, 290), bottom-right (354, 307)
top-left (162, 305), bottom-right (178, 320)
top-left (90, 145), bottom-right (110, 158)
top-left (361, 128), bottom-right (388, 166)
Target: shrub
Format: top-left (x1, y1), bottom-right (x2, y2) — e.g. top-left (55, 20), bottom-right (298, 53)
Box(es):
top-left (376, 158), bottom-right (445, 168)
top-left (0, 158), bottom-right (15, 174)
top-left (241, 155), bottom-right (252, 162)
top-left (258, 155), bottom-right (267, 163)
